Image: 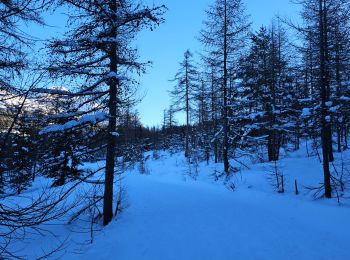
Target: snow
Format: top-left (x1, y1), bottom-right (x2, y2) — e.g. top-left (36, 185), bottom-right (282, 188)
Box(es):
top-left (325, 101), bottom-right (333, 107)
top-left (330, 105), bottom-right (340, 113)
top-left (106, 72), bottom-right (126, 80)
top-left (301, 108), bottom-right (311, 117)
top-left (0, 90), bottom-right (47, 115)
top-left (68, 150), bottom-right (349, 260)
top-left (248, 111), bottom-right (265, 120)
top-left (39, 112), bottom-right (107, 134)
top-left (299, 98), bottom-right (312, 103)
top-left (106, 72), bottom-right (120, 78)
top-left (32, 87), bottom-right (71, 95)
top-left (6, 143), bottom-right (350, 259)
top-left (111, 132), bottom-right (119, 137)
top-left (80, 184), bottom-right (347, 260)
top-left (339, 95), bottom-right (350, 101)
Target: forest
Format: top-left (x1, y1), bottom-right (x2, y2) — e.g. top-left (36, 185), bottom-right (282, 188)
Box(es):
top-left (0, 0), bottom-right (350, 259)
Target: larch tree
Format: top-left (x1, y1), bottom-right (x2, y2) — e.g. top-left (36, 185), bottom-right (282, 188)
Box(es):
top-left (238, 23), bottom-right (295, 161)
top-left (0, 0), bottom-right (49, 193)
top-left (293, 0), bottom-right (350, 198)
top-left (170, 49), bottom-right (198, 158)
top-left (45, 0), bottom-right (165, 225)
top-left (0, 0), bottom-right (45, 89)
top-left (318, 0), bottom-right (332, 198)
top-left (200, 57), bottom-right (221, 163)
top-left (199, 0), bottom-right (250, 173)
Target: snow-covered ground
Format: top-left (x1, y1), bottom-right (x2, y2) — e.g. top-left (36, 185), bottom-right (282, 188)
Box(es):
top-left (7, 144), bottom-right (350, 259)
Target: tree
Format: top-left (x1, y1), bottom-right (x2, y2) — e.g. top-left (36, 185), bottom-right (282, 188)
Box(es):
top-left (318, 0), bottom-right (332, 198)
top-left (0, 0), bottom-right (46, 90)
top-left (292, 0), bottom-right (350, 197)
top-left (39, 92), bottom-right (86, 187)
top-left (163, 106), bottom-right (177, 133)
top-left (200, 0), bottom-right (250, 173)
top-left (170, 49), bottom-right (198, 157)
top-left (46, 0), bottom-right (165, 225)
top-left (238, 23), bottom-right (295, 161)
top-left (0, 0), bottom-right (48, 193)
top-left (200, 58), bottom-right (222, 163)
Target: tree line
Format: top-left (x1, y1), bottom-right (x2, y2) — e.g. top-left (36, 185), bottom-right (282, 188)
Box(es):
top-left (167, 0), bottom-right (350, 199)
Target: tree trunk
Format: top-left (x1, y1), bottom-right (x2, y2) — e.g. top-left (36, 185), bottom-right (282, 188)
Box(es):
top-left (345, 125), bottom-right (348, 150)
top-left (103, 0), bottom-right (118, 225)
top-left (185, 61), bottom-right (190, 158)
top-left (211, 69), bottom-right (218, 164)
top-left (104, 71), bottom-right (118, 225)
top-left (267, 132), bottom-right (280, 162)
top-left (337, 126), bottom-right (341, 153)
top-left (328, 126), bottom-right (334, 162)
top-left (319, 0), bottom-right (332, 198)
top-left (223, 0), bottom-right (229, 173)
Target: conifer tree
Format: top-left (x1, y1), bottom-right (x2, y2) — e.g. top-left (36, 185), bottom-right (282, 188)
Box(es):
top-left (238, 24), bottom-right (295, 161)
top-left (200, 0), bottom-right (250, 173)
top-left (46, 0), bottom-right (165, 225)
top-left (170, 50), bottom-right (198, 157)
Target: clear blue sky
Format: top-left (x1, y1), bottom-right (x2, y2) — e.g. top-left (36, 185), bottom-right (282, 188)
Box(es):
top-left (136, 0), bottom-right (300, 127)
top-left (27, 0), bottom-right (300, 127)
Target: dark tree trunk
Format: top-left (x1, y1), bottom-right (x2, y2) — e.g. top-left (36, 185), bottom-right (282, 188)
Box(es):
top-left (185, 61), bottom-right (190, 158)
top-left (337, 126), bottom-right (341, 153)
top-left (328, 126), bottom-right (334, 162)
top-left (335, 31), bottom-right (342, 154)
top-left (104, 71), bottom-right (118, 225)
top-left (296, 129), bottom-right (300, 151)
top-left (319, 0), bottom-right (332, 198)
top-left (211, 69), bottom-right (218, 164)
top-left (323, 0), bottom-right (334, 163)
top-left (103, 0), bottom-right (118, 226)
top-left (214, 141), bottom-right (218, 164)
top-left (267, 132), bottom-right (281, 161)
top-left (345, 125), bottom-right (348, 150)
top-left (223, 0), bottom-right (230, 173)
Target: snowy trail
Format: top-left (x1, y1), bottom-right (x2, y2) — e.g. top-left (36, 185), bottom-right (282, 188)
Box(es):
top-left (71, 171), bottom-right (350, 260)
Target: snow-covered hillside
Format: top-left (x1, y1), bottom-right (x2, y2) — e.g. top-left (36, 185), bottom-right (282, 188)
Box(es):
top-left (0, 87), bottom-right (70, 114)
top-left (10, 143), bottom-right (350, 260)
